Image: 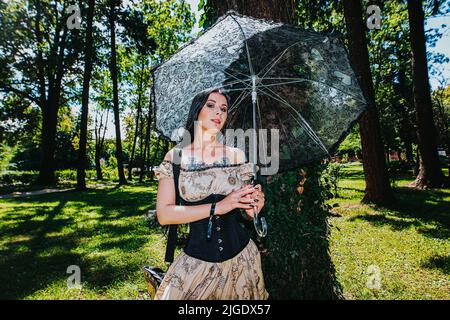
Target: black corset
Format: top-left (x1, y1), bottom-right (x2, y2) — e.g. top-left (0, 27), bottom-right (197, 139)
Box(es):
top-left (180, 193), bottom-right (250, 263)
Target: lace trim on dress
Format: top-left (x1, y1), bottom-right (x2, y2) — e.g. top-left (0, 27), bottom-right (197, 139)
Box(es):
top-left (160, 159), bottom-right (248, 172)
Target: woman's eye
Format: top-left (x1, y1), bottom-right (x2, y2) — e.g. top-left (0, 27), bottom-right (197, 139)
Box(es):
top-left (221, 108), bottom-right (227, 112)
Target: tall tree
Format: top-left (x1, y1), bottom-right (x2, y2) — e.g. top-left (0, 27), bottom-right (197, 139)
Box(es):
top-left (407, 0), bottom-right (445, 188)
top-left (117, 5), bottom-right (155, 181)
top-left (432, 84), bottom-right (450, 177)
top-left (0, 0), bottom-right (81, 185)
top-left (343, 0), bottom-right (395, 204)
top-left (76, 0), bottom-right (96, 190)
top-left (94, 108), bottom-right (109, 180)
top-left (203, 0), bottom-right (341, 299)
top-left (108, 0), bottom-right (127, 185)
top-left (210, 0), bottom-right (295, 23)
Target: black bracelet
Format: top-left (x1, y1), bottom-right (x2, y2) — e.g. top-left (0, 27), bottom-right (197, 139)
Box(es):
top-left (206, 202), bottom-right (216, 240)
top-left (210, 202), bottom-right (216, 217)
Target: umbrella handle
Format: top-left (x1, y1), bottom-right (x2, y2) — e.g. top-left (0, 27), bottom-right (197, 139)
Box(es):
top-left (249, 177), bottom-right (268, 238)
top-left (252, 207), bottom-right (268, 238)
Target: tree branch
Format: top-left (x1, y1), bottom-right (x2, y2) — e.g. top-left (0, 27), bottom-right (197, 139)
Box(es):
top-left (0, 83), bottom-right (40, 106)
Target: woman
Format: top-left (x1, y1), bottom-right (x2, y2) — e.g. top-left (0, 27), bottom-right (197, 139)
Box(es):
top-left (153, 87), bottom-right (269, 300)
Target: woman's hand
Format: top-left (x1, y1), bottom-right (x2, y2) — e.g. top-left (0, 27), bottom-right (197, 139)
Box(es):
top-left (243, 184), bottom-right (265, 219)
top-left (215, 185), bottom-right (257, 216)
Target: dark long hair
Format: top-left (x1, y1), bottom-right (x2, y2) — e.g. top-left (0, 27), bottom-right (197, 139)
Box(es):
top-left (184, 87), bottom-right (231, 144)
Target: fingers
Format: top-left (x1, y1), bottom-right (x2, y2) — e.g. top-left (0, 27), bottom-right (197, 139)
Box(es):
top-left (236, 186), bottom-right (256, 197)
top-left (236, 201), bottom-right (255, 210)
top-left (247, 188), bottom-right (265, 203)
top-left (237, 195), bottom-right (255, 204)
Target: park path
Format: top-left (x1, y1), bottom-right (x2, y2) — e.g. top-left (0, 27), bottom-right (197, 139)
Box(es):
top-left (0, 183), bottom-right (113, 199)
top-left (0, 188), bottom-right (74, 199)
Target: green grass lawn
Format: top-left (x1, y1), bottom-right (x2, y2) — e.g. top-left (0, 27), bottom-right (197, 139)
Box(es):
top-left (0, 164), bottom-right (448, 299)
top-left (328, 163), bottom-right (449, 299)
top-left (0, 184), bottom-right (168, 299)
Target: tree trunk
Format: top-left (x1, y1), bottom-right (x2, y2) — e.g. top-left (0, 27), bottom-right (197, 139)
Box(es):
top-left (36, 17), bottom-right (70, 186)
top-left (76, 0), bottom-right (96, 191)
top-left (398, 65), bottom-right (415, 167)
top-left (407, 0), bottom-right (445, 188)
top-left (210, 0), bottom-right (296, 23)
top-left (209, 0), bottom-right (341, 300)
top-left (36, 100), bottom-right (58, 185)
top-left (343, 0), bottom-right (395, 205)
top-left (94, 110), bottom-right (109, 180)
top-left (140, 99), bottom-right (154, 182)
top-left (128, 62), bottom-right (146, 181)
top-left (94, 150), bottom-right (103, 180)
top-left (447, 144), bottom-right (450, 178)
top-left (148, 136), bottom-right (162, 182)
top-left (413, 146), bottom-right (420, 176)
top-left (109, 1), bottom-right (127, 185)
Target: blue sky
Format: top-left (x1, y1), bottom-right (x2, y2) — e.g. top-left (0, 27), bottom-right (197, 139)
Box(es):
top-left (425, 15), bottom-right (450, 89)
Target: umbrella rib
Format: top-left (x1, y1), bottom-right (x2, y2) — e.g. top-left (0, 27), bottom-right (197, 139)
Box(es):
top-left (221, 79), bottom-right (251, 88)
top-left (257, 41), bottom-right (304, 80)
top-left (258, 78), bottom-right (366, 104)
top-left (224, 90), bottom-right (251, 139)
top-left (228, 89), bottom-right (251, 114)
top-left (257, 87), bottom-right (329, 155)
top-left (228, 14), bottom-right (255, 76)
top-left (259, 86), bottom-right (327, 153)
top-left (255, 94), bottom-right (269, 168)
top-left (224, 86), bottom-right (253, 92)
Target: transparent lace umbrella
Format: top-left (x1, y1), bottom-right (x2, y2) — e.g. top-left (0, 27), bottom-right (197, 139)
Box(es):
top-left (150, 10), bottom-right (367, 237)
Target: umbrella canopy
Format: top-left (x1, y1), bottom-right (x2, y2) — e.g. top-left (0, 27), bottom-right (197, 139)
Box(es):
top-left (151, 10), bottom-right (367, 174)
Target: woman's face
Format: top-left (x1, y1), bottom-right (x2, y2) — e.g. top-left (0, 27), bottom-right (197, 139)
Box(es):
top-left (196, 91), bottom-right (228, 135)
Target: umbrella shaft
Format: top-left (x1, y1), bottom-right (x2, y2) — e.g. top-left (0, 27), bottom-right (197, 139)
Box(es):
top-left (252, 75), bottom-right (257, 175)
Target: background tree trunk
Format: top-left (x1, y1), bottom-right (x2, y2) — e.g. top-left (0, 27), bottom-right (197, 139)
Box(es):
top-left (407, 0), bottom-right (445, 188)
top-left (36, 101), bottom-right (58, 185)
top-left (109, 0), bottom-right (127, 185)
top-left (36, 15), bottom-right (71, 185)
top-left (128, 62), bottom-right (145, 181)
top-left (210, 0), bottom-right (296, 23)
top-left (76, 0), bottom-right (96, 191)
top-left (207, 0), bottom-right (341, 299)
top-left (94, 110), bottom-right (109, 180)
top-left (343, 0), bottom-right (395, 205)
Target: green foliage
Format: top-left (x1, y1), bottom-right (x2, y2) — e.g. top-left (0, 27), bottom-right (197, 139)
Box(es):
top-left (337, 125), bottom-right (361, 158)
top-left (0, 170), bottom-right (38, 185)
top-left (387, 161), bottom-right (401, 189)
top-left (108, 155), bottom-right (118, 169)
top-left (0, 144), bottom-right (15, 172)
top-left (143, 0), bottom-right (195, 60)
top-left (198, 0), bottom-right (218, 29)
top-left (323, 163), bottom-right (343, 197)
top-left (55, 169), bottom-right (77, 182)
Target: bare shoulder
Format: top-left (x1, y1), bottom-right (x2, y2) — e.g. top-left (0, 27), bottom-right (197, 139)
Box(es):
top-left (165, 147), bottom-right (187, 164)
top-left (163, 148), bottom-right (175, 162)
top-left (224, 146), bottom-right (246, 164)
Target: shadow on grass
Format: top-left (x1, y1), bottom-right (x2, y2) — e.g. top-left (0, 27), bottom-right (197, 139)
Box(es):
top-left (0, 185), bottom-right (158, 299)
top-left (421, 254), bottom-right (450, 275)
top-left (349, 186), bottom-right (450, 240)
